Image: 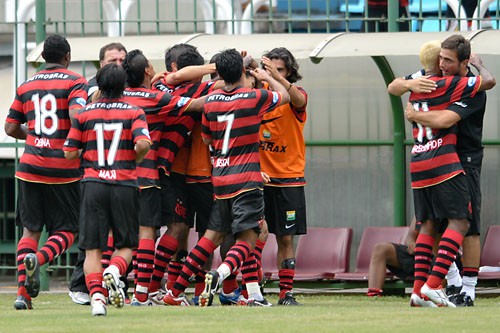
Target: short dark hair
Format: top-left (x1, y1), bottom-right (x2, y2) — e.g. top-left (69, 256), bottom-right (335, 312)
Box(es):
top-left (215, 49), bottom-right (243, 85)
top-left (99, 42), bottom-right (127, 62)
top-left (176, 48), bottom-right (205, 70)
top-left (123, 49), bottom-right (148, 88)
top-left (164, 43), bottom-right (197, 71)
top-left (262, 47), bottom-right (302, 83)
top-left (441, 35), bottom-right (471, 63)
top-left (96, 63), bottom-right (126, 99)
top-left (42, 35), bottom-right (71, 64)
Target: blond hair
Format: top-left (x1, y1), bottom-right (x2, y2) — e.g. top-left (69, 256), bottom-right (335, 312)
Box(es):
top-left (419, 40), bottom-right (441, 73)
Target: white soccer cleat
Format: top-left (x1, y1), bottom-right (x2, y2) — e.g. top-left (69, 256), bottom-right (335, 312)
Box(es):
top-left (148, 290), bottom-right (167, 305)
top-left (410, 293), bottom-right (437, 308)
top-left (91, 293), bottom-right (107, 316)
top-left (421, 284), bottom-right (456, 308)
top-left (69, 291), bottom-right (90, 305)
top-left (103, 266), bottom-right (126, 308)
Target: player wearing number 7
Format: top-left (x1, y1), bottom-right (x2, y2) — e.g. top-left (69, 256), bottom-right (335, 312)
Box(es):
top-left (63, 63), bottom-right (151, 316)
top-left (198, 48), bottom-right (290, 307)
top-left (4, 35), bottom-right (88, 310)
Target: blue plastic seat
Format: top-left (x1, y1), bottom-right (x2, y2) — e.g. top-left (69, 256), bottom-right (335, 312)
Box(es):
top-left (339, 0), bottom-right (364, 14)
top-left (409, 0), bottom-right (447, 14)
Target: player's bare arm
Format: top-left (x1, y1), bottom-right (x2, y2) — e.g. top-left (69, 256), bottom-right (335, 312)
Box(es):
top-left (4, 122), bottom-right (28, 140)
top-left (135, 139), bottom-right (151, 163)
top-left (251, 68), bottom-right (290, 105)
top-left (261, 56), bottom-right (305, 108)
top-left (469, 53), bottom-right (496, 91)
top-left (64, 150), bottom-right (80, 160)
top-left (165, 63), bottom-right (216, 86)
top-left (387, 76), bottom-right (437, 96)
top-left (185, 96), bottom-right (206, 112)
top-left (405, 102), bottom-right (461, 129)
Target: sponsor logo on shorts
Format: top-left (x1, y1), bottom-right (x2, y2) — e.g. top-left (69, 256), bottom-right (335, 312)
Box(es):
top-left (286, 210), bottom-right (296, 221)
top-left (285, 223), bottom-right (295, 229)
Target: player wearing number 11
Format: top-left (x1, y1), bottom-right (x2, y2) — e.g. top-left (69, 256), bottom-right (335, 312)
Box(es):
top-left (4, 34), bottom-right (88, 310)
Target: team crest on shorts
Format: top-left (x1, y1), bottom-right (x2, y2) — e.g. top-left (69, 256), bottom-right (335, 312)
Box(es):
top-left (286, 210), bottom-right (296, 221)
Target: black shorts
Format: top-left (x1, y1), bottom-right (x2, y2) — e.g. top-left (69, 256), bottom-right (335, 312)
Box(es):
top-left (207, 189), bottom-right (264, 236)
top-left (464, 167), bottom-right (481, 236)
top-left (139, 187), bottom-right (162, 227)
top-left (79, 182), bottom-right (139, 251)
top-left (387, 243), bottom-right (415, 280)
top-left (413, 173), bottom-right (471, 222)
top-left (265, 186), bottom-right (307, 236)
top-left (16, 179), bottom-right (79, 234)
top-left (186, 182), bottom-right (214, 234)
top-left (159, 171), bottom-right (193, 227)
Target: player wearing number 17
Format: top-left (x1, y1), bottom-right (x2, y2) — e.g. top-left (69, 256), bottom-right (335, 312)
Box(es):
top-left (4, 34), bottom-right (88, 310)
top-left (63, 63), bottom-right (151, 316)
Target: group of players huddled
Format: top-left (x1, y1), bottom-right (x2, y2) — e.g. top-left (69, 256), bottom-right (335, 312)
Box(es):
top-left (5, 34), bottom-right (309, 316)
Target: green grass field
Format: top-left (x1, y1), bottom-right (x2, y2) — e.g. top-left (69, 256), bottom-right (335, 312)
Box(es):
top-left (1, 293), bottom-right (499, 333)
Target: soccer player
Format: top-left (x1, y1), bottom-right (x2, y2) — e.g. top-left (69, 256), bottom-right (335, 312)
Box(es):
top-left (390, 35), bottom-right (495, 307)
top-left (366, 218), bottom-right (462, 297)
top-left (259, 47), bottom-right (308, 305)
top-left (4, 34), bottom-right (88, 310)
top-left (87, 42), bottom-right (127, 101)
top-left (120, 49), bottom-right (193, 306)
top-left (199, 48), bottom-right (290, 307)
top-left (147, 44), bottom-right (220, 304)
top-left (63, 63), bottom-right (151, 316)
top-left (162, 61), bottom-right (273, 307)
top-left (69, 41), bottom-right (127, 307)
top-left (395, 39), bottom-right (493, 307)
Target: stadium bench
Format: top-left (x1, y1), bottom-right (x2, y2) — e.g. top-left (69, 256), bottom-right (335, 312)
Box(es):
top-left (294, 227), bottom-right (353, 280)
top-left (334, 226), bottom-right (409, 281)
top-left (478, 225), bottom-right (500, 282)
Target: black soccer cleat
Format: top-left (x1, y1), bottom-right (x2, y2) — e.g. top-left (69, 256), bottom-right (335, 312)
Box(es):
top-left (278, 292), bottom-right (300, 306)
top-left (24, 253), bottom-right (40, 298)
top-left (200, 270), bottom-right (220, 307)
top-left (448, 292), bottom-right (474, 307)
top-left (445, 284), bottom-right (462, 297)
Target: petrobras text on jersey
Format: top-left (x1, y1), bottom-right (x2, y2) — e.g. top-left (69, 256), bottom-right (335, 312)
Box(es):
top-left (214, 157), bottom-right (230, 168)
top-left (124, 90), bottom-right (154, 98)
top-left (207, 92), bottom-right (251, 102)
top-left (411, 138), bottom-right (443, 154)
top-left (86, 102), bottom-right (134, 110)
top-left (28, 72), bottom-right (69, 81)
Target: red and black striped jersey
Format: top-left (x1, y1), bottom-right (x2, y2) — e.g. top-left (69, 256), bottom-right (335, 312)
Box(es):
top-left (153, 77), bottom-right (216, 175)
top-left (122, 87), bottom-right (191, 188)
top-left (5, 65), bottom-right (88, 184)
top-left (63, 99), bottom-right (152, 187)
top-left (202, 87), bottom-right (282, 199)
top-left (409, 75), bottom-right (481, 188)
top-left (260, 84), bottom-right (308, 187)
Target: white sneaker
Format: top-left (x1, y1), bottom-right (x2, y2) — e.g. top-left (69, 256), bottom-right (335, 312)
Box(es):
top-left (421, 284), bottom-right (456, 307)
top-left (149, 290), bottom-right (166, 305)
top-left (410, 293), bottom-right (437, 308)
top-left (91, 293), bottom-right (107, 316)
top-left (103, 266), bottom-right (126, 308)
top-left (130, 297), bottom-right (155, 306)
top-left (69, 291), bottom-right (90, 305)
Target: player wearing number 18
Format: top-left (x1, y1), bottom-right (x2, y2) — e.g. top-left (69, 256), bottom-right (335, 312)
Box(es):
top-left (64, 63), bottom-right (151, 316)
top-left (4, 34), bottom-right (88, 310)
